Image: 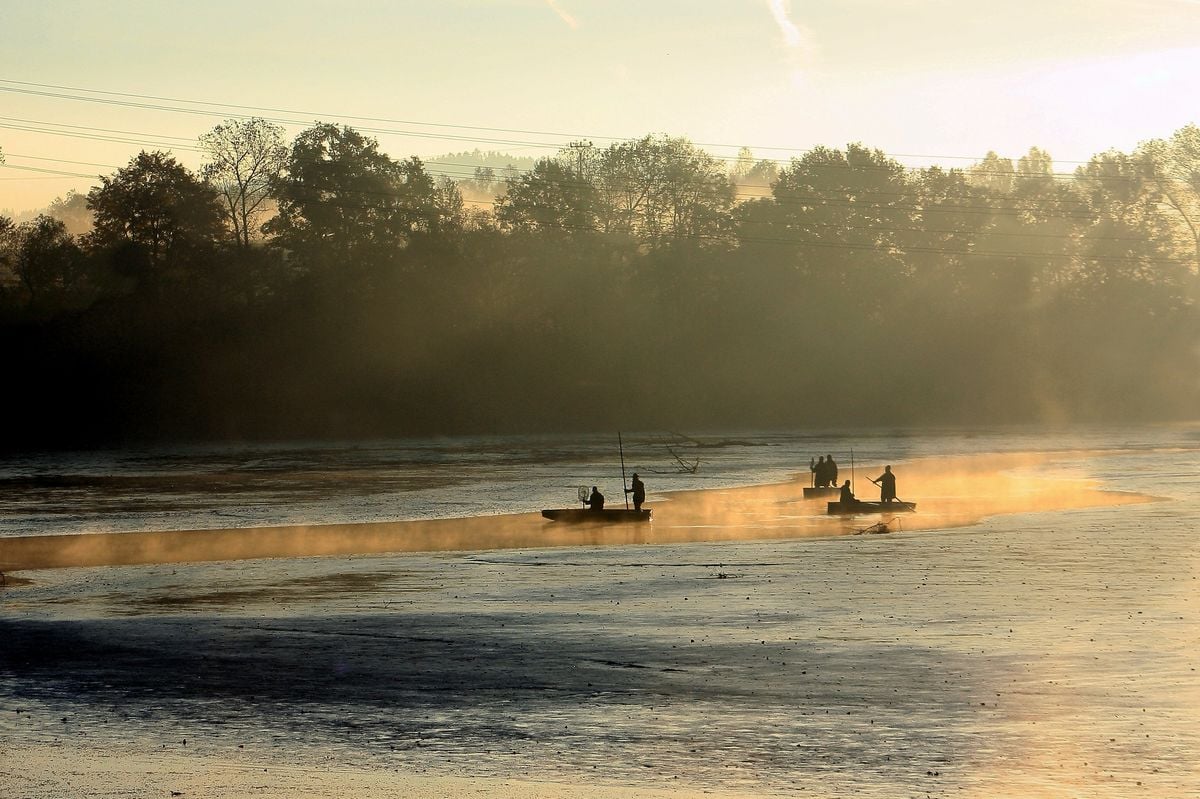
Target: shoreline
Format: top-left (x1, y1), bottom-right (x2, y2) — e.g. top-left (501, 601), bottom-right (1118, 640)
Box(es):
top-left (0, 449), bottom-right (1153, 573)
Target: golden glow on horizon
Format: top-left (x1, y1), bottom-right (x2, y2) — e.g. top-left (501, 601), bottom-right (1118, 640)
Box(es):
top-left (4, 2), bottom-right (1200, 213)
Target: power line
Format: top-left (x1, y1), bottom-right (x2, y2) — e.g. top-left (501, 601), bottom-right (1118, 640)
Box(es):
top-left (0, 175), bottom-right (84, 181)
top-left (0, 78), bottom-right (634, 144)
top-left (3, 105), bottom-right (1191, 248)
top-left (0, 115), bottom-right (196, 144)
top-left (0, 78), bottom-right (1149, 180)
top-left (0, 121), bottom-right (203, 154)
top-left (3, 152), bottom-right (122, 169)
top-left (0, 85), bottom-right (568, 153)
top-left (0, 163), bottom-right (95, 178)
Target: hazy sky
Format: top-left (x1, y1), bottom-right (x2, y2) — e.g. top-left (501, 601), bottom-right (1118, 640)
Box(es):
top-left (4, 0), bottom-right (1200, 212)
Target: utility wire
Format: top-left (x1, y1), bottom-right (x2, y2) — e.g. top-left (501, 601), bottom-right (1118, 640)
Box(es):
top-left (0, 79), bottom-right (1152, 180)
top-left (3, 98), bottom-right (1191, 251)
top-left (0, 163), bottom-right (95, 178)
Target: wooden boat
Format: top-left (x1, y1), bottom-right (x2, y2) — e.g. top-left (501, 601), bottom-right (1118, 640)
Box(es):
top-left (541, 508), bottom-right (652, 523)
top-left (541, 433), bottom-right (651, 524)
top-left (826, 500), bottom-right (916, 515)
top-left (803, 486), bottom-right (840, 499)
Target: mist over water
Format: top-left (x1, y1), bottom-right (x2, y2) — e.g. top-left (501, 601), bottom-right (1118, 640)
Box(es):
top-left (0, 426), bottom-right (1175, 572)
top-left (0, 426), bottom-right (1179, 539)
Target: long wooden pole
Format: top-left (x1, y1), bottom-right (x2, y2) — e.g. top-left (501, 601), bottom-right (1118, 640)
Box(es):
top-left (619, 432), bottom-right (629, 510)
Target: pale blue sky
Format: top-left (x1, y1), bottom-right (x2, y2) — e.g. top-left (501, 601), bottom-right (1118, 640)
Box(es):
top-left (4, 0), bottom-right (1200, 212)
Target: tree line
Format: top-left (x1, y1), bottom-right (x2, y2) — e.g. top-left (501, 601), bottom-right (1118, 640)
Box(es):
top-left (2, 120), bottom-right (1198, 447)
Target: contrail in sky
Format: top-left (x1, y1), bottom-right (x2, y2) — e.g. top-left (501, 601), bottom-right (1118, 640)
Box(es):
top-left (547, 0), bottom-right (579, 29)
top-left (766, 0), bottom-right (803, 48)
top-left (765, 0), bottom-right (815, 85)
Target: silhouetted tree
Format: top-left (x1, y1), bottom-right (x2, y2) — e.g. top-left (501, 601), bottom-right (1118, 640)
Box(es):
top-left (968, 151), bottom-right (1015, 195)
top-left (730, 148), bottom-right (778, 200)
top-left (199, 117), bottom-right (288, 247)
top-left (86, 151), bottom-right (224, 285)
top-left (460, 165), bottom-right (504, 206)
top-left (731, 146), bottom-right (755, 179)
top-left (593, 135), bottom-right (734, 243)
top-left (496, 158), bottom-right (599, 233)
top-left (1017, 146), bottom-right (1054, 179)
top-left (0, 215), bottom-right (14, 253)
top-left (0, 215), bottom-right (16, 308)
top-left (267, 123), bottom-right (439, 275)
top-left (473, 166), bottom-right (497, 189)
top-left (914, 167), bottom-right (990, 246)
top-left (432, 176), bottom-right (467, 235)
top-left (1141, 124), bottom-right (1200, 267)
top-left (752, 143), bottom-right (914, 286)
top-left (43, 191), bottom-right (93, 236)
top-left (10, 215), bottom-right (86, 312)
top-left (1073, 150), bottom-right (1180, 303)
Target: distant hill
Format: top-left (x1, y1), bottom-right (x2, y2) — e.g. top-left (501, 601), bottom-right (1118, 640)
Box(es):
top-left (4, 190), bottom-right (94, 234)
top-left (425, 149), bottom-right (537, 180)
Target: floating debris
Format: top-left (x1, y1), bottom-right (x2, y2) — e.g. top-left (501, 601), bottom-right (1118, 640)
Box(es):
top-left (855, 521), bottom-right (892, 535)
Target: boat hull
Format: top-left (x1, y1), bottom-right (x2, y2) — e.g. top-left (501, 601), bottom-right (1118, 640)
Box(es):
top-left (826, 501), bottom-right (916, 515)
top-left (803, 486), bottom-right (841, 499)
top-left (541, 508), bottom-right (652, 523)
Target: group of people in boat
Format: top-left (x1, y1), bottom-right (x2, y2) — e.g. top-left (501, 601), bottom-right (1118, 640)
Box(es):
top-left (810, 454), bottom-right (839, 488)
top-left (576, 459), bottom-right (900, 514)
top-left (837, 465), bottom-right (899, 505)
top-left (584, 472), bottom-right (646, 512)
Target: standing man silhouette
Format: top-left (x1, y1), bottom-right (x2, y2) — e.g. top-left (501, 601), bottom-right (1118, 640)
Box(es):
top-left (812, 456), bottom-right (828, 487)
top-left (625, 473), bottom-right (646, 511)
top-left (871, 466), bottom-right (897, 504)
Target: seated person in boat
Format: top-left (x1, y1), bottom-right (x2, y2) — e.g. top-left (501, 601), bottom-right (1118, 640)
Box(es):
top-left (585, 486), bottom-right (605, 511)
top-left (625, 473), bottom-right (645, 511)
top-left (839, 479), bottom-right (857, 505)
top-left (871, 466), bottom-right (897, 503)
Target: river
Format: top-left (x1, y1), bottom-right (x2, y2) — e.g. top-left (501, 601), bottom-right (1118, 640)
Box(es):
top-left (1, 425), bottom-right (1198, 798)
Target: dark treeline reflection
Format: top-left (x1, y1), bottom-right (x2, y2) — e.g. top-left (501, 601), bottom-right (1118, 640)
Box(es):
top-left (2, 122), bottom-right (1199, 446)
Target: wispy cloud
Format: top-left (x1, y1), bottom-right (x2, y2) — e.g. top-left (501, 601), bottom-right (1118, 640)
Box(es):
top-left (765, 0), bottom-right (815, 86)
top-left (766, 0), bottom-right (803, 48)
top-left (547, 0), bottom-right (579, 29)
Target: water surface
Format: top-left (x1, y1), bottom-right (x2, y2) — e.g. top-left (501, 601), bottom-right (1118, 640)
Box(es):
top-left (1, 426), bottom-right (1198, 797)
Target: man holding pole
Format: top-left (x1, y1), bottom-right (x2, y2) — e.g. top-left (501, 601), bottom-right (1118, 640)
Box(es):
top-left (871, 465), bottom-right (898, 504)
top-left (625, 473), bottom-right (646, 511)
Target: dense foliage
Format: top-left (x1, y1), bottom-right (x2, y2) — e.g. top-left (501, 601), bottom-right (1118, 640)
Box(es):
top-left (2, 122), bottom-right (1198, 446)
